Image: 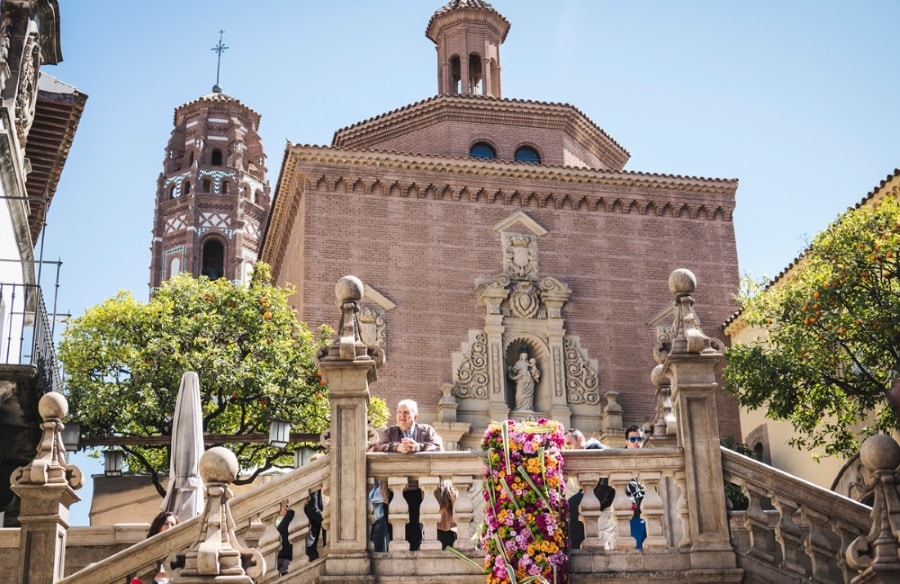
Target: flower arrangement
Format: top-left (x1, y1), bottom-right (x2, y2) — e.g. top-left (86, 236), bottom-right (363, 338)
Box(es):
top-left (479, 418), bottom-right (569, 584)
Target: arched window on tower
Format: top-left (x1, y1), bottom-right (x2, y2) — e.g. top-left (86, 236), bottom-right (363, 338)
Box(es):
top-left (470, 141), bottom-right (496, 160)
top-left (189, 151), bottom-right (195, 166)
top-left (202, 178), bottom-right (212, 193)
top-left (169, 257), bottom-right (181, 280)
top-left (211, 148), bottom-right (223, 166)
top-left (469, 53), bottom-right (483, 95)
top-left (169, 185), bottom-right (178, 199)
top-left (450, 55), bottom-right (461, 94)
top-left (222, 180), bottom-right (230, 194)
top-left (183, 180), bottom-right (191, 195)
top-left (201, 240), bottom-right (225, 280)
top-left (514, 146), bottom-right (541, 164)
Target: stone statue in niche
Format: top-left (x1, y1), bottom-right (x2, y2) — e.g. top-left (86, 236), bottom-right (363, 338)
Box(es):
top-left (509, 349), bottom-right (540, 411)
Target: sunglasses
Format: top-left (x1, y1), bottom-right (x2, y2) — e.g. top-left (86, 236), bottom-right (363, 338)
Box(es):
top-left (628, 436), bottom-right (643, 443)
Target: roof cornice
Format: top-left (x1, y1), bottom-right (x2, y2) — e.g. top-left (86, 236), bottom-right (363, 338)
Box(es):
top-left (261, 144), bottom-right (738, 280)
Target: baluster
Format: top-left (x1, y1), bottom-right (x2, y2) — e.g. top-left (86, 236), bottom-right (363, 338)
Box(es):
top-left (674, 470), bottom-right (691, 548)
top-left (419, 475), bottom-right (441, 550)
top-left (609, 471), bottom-right (636, 550)
top-left (639, 471), bottom-right (666, 549)
top-left (834, 522), bottom-right (864, 584)
top-left (453, 474), bottom-right (475, 550)
top-left (579, 473), bottom-right (602, 550)
top-left (469, 476), bottom-right (485, 549)
top-left (744, 482), bottom-right (777, 562)
top-left (387, 476), bottom-right (411, 551)
top-left (292, 493), bottom-right (312, 566)
top-left (771, 494), bottom-right (809, 576)
top-left (321, 479), bottom-right (331, 554)
top-left (800, 507), bottom-right (841, 582)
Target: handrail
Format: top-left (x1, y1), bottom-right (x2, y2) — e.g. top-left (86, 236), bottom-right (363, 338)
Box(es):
top-left (722, 447), bottom-right (870, 583)
top-left (58, 457), bottom-right (330, 584)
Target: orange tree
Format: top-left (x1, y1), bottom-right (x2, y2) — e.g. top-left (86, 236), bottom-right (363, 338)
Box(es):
top-left (59, 263), bottom-right (332, 494)
top-left (724, 196), bottom-right (900, 459)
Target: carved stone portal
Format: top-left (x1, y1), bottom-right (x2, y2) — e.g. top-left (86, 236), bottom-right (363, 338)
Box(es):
top-left (443, 215), bottom-right (604, 449)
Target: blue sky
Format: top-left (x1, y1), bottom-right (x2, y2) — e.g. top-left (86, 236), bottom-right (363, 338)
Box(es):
top-left (41, 1), bottom-right (900, 525)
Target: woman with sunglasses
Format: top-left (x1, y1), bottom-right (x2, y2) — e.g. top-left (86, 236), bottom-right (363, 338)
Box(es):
top-left (624, 425), bottom-right (647, 548)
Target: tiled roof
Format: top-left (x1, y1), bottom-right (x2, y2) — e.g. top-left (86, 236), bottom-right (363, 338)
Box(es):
top-left (331, 93), bottom-right (631, 169)
top-left (173, 90), bottom-right (261, 127)
top-left (426, 0), bottom-right (510, 42)
top-left (25, 74), bottom-right (87, 243)
top-left (722, 167), bottom-right (900, 331)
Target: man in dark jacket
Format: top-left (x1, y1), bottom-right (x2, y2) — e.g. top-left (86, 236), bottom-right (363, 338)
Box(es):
top-left (304, 489), bottom-right (324, 560)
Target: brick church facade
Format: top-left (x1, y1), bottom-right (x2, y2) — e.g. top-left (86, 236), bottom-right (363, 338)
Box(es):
top-left (259, 0), bottom-right (742, 448)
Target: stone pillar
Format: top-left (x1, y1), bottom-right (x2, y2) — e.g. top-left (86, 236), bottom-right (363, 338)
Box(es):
top-left (10, 392), bottom-right (83, 584)
top-left (476, 276), bottom-right (510, 423)
top-left (653, 269), bottom-right (740, 577)
top-left (846, 434), bottom-right (900, 583)
top-left (317, 276), bottom-right (381, 583)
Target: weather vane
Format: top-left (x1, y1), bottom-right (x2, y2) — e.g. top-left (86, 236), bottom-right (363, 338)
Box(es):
top-left (211, 29), bottom-right (229, 92)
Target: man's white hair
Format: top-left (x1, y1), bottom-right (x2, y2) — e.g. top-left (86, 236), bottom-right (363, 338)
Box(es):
top-left (397, 398), bottom-right (418, 416)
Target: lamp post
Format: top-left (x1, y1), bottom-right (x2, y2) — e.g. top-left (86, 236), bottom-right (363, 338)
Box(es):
top-left (293, 445), bottom-right (317, 468)
top-left (103, 449), bottom-right (124, 477)
top-left (61, 422), bottom-right (81, 452)
top-left (268, 419), bottom-right (291, 449)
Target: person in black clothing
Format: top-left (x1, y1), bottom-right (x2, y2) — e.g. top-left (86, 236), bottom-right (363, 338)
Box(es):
top-left (304, 489), bottom-right (324, 560)
top-left (564, 429), bottom-right (615, 550)
top-left (276, 502), bottom-right (295, 575)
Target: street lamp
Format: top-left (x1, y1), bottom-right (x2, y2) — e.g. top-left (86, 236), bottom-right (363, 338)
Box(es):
top-left (104, 449), bottom-right (124, 477)
top-left (61, 422), bottom-right (81, 452)
top-left (268, 419), bottom-right (291, 449)
top-left (293, 445), bottom-right (317, 468)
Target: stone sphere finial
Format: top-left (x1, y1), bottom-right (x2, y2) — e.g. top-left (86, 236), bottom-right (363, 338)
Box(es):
top-left (668, 269), bottom-right (697, 295)
top-left (336, 275), bottom-right (364, 303)
top-left (859, 434), bottom-right (900, 472)
top-left (200, 446), bottom-right (239, 484)
top-left (39, 392), bottom-right (68, 420)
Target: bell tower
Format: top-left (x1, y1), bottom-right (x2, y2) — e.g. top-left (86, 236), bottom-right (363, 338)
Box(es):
top-left (149, 36), bottom-right (270, 292)
top-left (426, 0), bottom-right (510, 97)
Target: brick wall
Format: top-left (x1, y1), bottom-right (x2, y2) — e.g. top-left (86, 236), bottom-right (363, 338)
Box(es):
top-left (266, 151), bottom-right (742, 441)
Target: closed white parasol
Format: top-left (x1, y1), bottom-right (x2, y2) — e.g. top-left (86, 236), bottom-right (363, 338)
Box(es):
top-left (161, 371), bottom-right (205, 520)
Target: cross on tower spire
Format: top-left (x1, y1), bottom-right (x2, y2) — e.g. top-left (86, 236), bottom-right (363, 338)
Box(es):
top-left (211, 29), bottom-right (229, 93)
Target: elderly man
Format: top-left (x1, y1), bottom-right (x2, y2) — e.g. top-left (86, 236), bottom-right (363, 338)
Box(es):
top-left (370, 399), bottom-right (442, 453)
top-left (369, 399), bottom-right (442, 550)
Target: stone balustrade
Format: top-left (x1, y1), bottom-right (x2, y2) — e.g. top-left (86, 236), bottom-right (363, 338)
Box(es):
top-left (722, 448), bottom-right (870, 584)
top-left (56, 456), bottom-right (330, 584)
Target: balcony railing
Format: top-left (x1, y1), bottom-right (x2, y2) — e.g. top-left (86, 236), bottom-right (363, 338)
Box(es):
top-left (0, 282), bottom-right (60, 394)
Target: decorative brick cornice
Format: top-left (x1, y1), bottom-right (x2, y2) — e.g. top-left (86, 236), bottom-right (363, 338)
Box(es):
top-left (173, 91), bottom-right (261, 129)
top-left (426, 0), bottom-right (510, 43)
top-left (261, 145), bottom-right (738, 280)
top-left (332, 95), bottom-right (630, 170)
